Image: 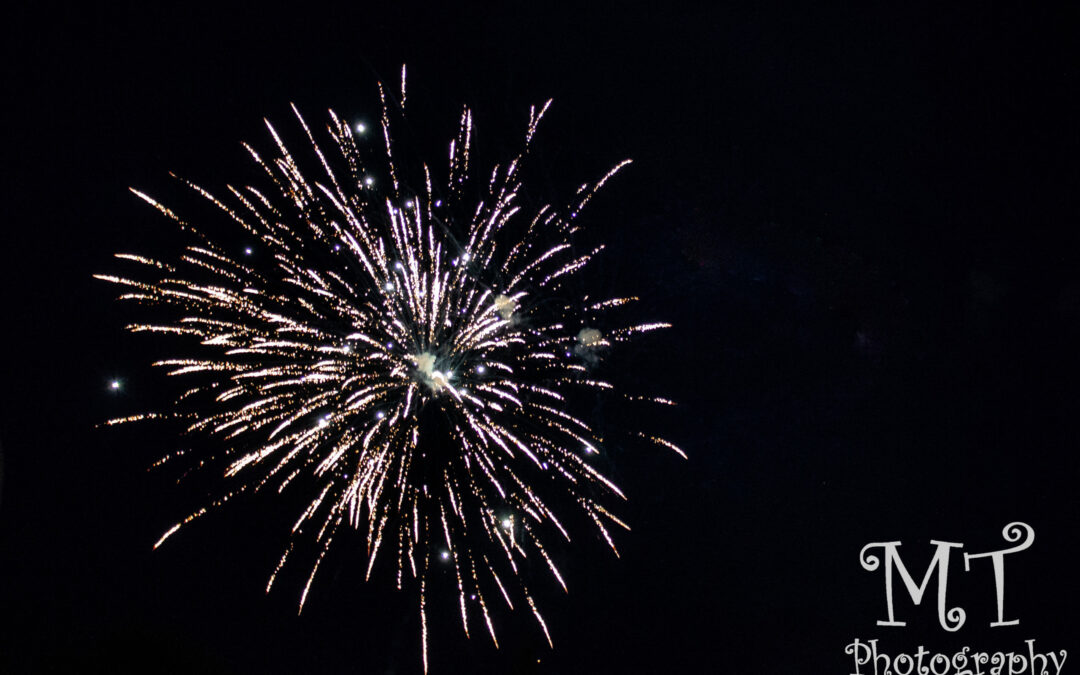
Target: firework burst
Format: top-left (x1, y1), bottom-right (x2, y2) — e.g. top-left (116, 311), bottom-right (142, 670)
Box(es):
top-left (98, 68), bottom-right (683, 671)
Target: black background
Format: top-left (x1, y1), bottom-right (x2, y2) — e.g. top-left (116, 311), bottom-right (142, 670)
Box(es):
top-left (3, 3), bottom-right (1079, 673)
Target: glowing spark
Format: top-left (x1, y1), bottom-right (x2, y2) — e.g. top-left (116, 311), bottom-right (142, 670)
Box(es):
top-left (576, 328), bottom-right (603, 347)
top-left (493, 294), bottom-right (517, 320)
top-left (99, 69), bottom-right (681, 672)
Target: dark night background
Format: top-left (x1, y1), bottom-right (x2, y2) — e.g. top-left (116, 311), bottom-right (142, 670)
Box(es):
top-left (3, 3), bottom-right (1079, 673)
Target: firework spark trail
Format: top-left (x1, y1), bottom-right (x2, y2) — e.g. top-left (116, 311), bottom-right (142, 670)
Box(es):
top-left (99, 72), bottom-right (683, 672)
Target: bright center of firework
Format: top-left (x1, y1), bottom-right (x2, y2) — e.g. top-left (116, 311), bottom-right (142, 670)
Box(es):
top-left (414, 352), bottom-right (453, 394)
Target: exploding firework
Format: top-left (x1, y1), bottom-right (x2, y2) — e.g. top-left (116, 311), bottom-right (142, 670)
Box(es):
top-left (98, 68), bottom-right (683, 671)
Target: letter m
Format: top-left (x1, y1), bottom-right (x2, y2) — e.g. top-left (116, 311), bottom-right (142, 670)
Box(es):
top-left (859, 540), bottom-right (966, 632)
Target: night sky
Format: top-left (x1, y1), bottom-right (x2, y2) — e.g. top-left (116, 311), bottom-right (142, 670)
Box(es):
top-left (4, 3), bottom-right (1079, 673)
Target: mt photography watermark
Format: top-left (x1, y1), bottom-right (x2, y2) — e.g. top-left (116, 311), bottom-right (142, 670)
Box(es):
top-left (845, 522), bottom-right (1068, 675)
